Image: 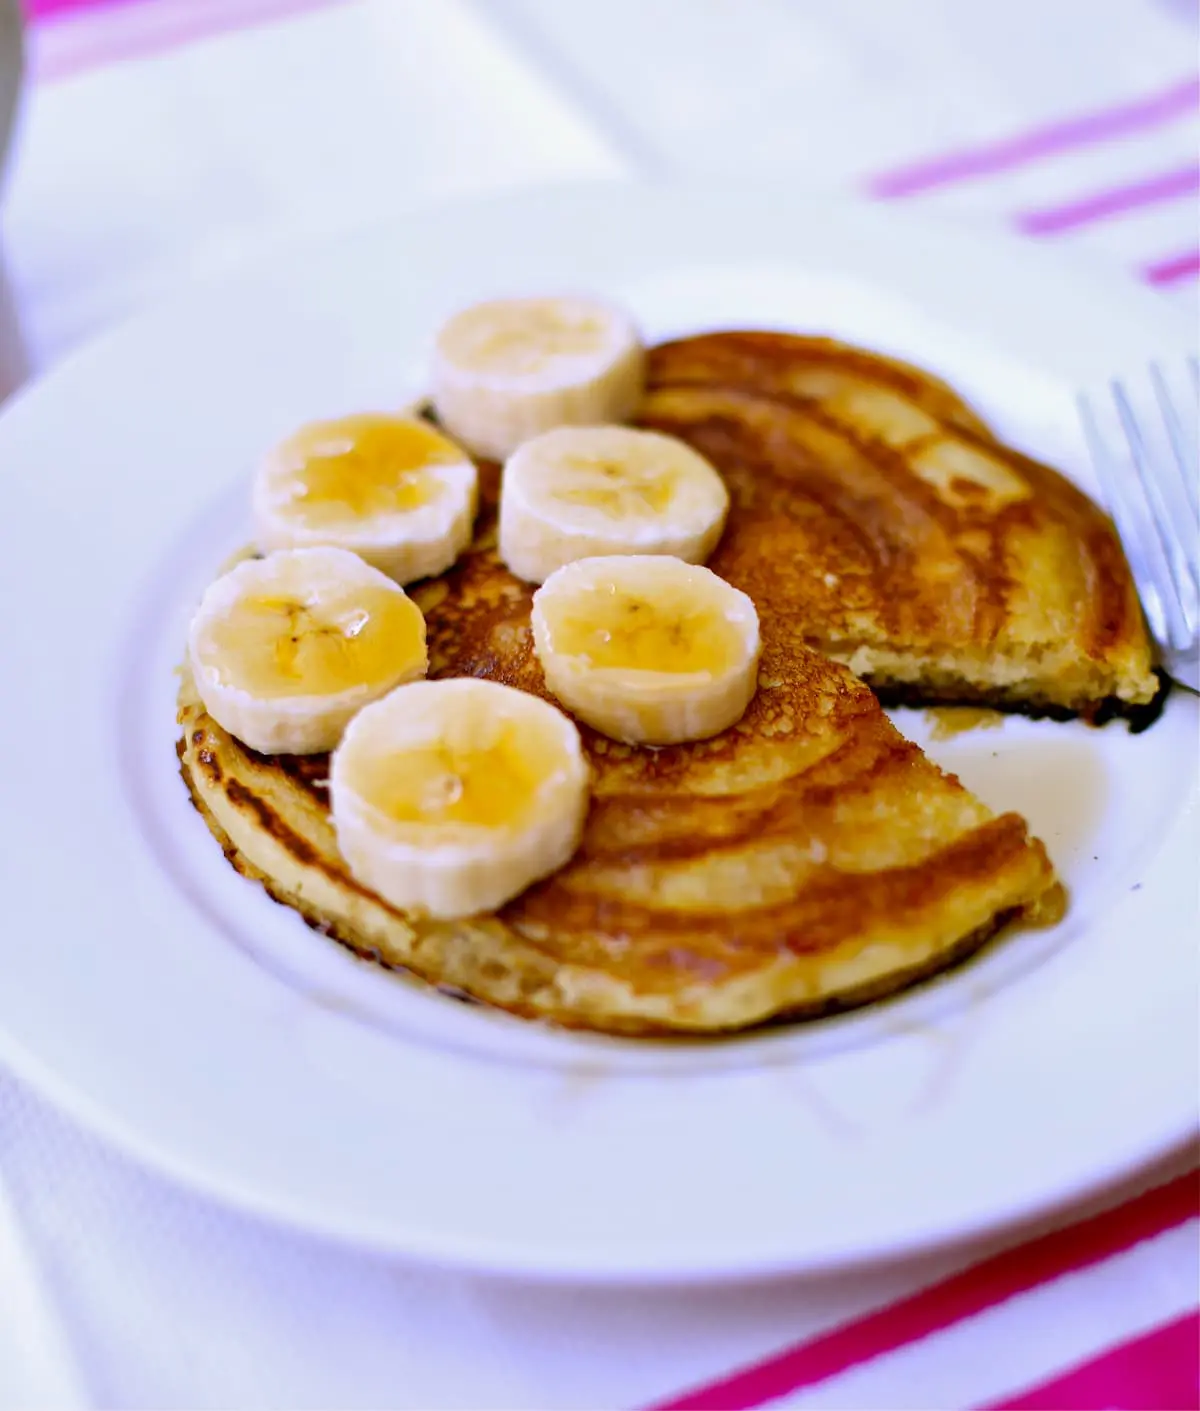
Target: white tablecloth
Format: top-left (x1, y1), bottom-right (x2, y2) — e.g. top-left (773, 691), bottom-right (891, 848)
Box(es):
top-left (1, 3), bottom-right (1197, 1407)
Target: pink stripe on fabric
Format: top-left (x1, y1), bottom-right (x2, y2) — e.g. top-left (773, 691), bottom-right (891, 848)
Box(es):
top-left (1144, 250), bottom-right (1200, 285)
top-left (868, 76), bottom-right (1200, 198)
top-left (980, 1310), bottom-right (1200, 1411)
top-left (1016, 166), bottom-right (1200, 236)
top-left (29, 0), bottom-right (153, 22)
top-left (32, 0), bottom-right (353, 82)
top-left (647, 1172), bottom-right (1199, 1411)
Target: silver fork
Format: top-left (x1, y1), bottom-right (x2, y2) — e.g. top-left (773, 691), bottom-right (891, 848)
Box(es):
top-left (1078, 359), bottom-right (1199, 693)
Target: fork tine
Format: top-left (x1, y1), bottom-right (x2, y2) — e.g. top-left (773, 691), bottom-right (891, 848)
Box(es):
top-left (1150, 362), bottom-right (1200, 525)
top-left (1111, 379), bottom-right (1199, 644)
top-left (1078, 392), bottom-right (1172, 646)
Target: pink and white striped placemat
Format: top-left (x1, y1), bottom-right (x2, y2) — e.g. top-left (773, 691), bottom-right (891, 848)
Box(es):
top-left (864, 73), bottom-right (1199, 292)
top-left (2, 3), bottom-right (1197, 1407)
top-left (11, 0), bottom-right (1197, 368)
top-left (649, 1169), bottom-right (1199, 1410)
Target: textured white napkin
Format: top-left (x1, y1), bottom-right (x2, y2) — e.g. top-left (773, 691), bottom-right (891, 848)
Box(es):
top-left (491, 0), bottom-right (1199, 300)
top-left (3, 1072), bottom-right (1195, 1411)
top-left (1, 1), bottom-right (1196, 1406)
top-left (11, 0), bottom-right (1196, 369)
top-left (8, 0), bottom-right (625, 365)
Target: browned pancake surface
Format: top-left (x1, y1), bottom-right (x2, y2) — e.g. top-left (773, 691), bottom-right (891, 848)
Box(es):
top-left (642, 333), bottom-right (1159, 718)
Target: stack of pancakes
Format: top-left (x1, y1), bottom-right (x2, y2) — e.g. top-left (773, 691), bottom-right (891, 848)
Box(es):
top-left (179, 332), bottom-right (1160, 1035)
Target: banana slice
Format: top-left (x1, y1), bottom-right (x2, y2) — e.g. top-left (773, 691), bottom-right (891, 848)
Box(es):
top-left (531, 555), bottom-right (760, 746)
top-left (330, 678), bottom-right (589, 919)
top-left (188, 546), bottom-right (428, 755)
top-left (253, 413), bottom-right (477, 585)
top-left (431, 296), bottom-right (645, 460)
top-left (499, 424), bottom-right (729, 584)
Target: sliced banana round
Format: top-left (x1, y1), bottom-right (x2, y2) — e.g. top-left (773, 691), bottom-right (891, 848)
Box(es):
top-left (330, 678), bottom-right (589, 919)
top-left (431, 295), bottom-right (645, 460)
top-left (499, 424), bottom-right (729, 584)
top-left (253, 413), bottom-right (478, 585)
top-left (188, 546), bottom-right (428, 756)
top-left (531, 555), bottom-right (760, 746)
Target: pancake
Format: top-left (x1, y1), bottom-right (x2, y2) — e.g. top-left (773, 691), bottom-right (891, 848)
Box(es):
top-left (179, 449), bottom-right (1062, 1036)
top-left (645, 330), bottom-right (996, 440)
top-left (643, 332), bottom-right (1161, 722)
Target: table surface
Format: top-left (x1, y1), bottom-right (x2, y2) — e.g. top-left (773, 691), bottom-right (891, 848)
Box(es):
top-left (0, 3), bottom-right (1197, 1409)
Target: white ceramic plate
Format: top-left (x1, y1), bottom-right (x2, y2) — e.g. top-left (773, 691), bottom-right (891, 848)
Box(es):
top-left (0, 184), bottom-right (1196, 1284)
